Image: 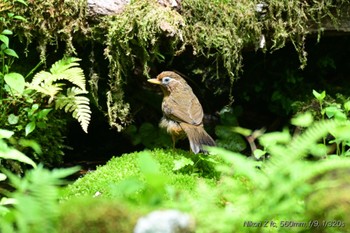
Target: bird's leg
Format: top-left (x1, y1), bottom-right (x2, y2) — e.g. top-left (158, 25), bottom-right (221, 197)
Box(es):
top-left (172, 134), bottom-right (176, 150)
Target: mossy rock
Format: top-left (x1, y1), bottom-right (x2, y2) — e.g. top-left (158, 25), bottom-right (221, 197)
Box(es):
top-left (58, 197), bottom-right (139, 233)
top-left (305, 168), bottom-right (350, 233)
top-left (61, 149), bottom-right (218, 202)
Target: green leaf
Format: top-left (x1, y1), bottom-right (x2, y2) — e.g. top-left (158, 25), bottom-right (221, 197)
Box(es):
top-left (1, 29), bottom-right (12, 35)
top-left (112, 177), bottom-right (144, 197)
top-left (13, 15), bottom-right (27, 21)
top-left (0, 148), bottom-right (36, 168)
top-left (324, 106), bottom-right (342, 119)
top-left (173, 157), bottom-right (194, 171)
top-left (7, 113), bottom-right (19, 125)
top-left (25, 121), bottom-right (36, 136)
top-left (0, 129), bottom-right (14, 139)
top-left (0, 197), bottom-right (17, 205)
top-left (31, 103), bottom-right (39, 111)
top-left (334, 111), bottom-right (347, 121)
top-left (0, 34), bottom-right (9, 47)
top-left (4, 72), bottom-right (25, 94)
top-left (37, 108), bottom-right (52, 119)
top-left (0, 173), bottom-right (6, 181)
top-left (309, 143), bottom-right (328, 157)
top-left (330, 125), bottom-right (350, 141)
top-left (232, 126), bottom-right (252, 137)
top-left (15, 0), bottom-right (28, 5)
top-left (344, 101), bottom-right (350, 113)
top-left (312, 90), bottom-right (326, 102)
top-left (259, 128), bottom-right (291, 148)
top-left (4, 48), bottom-right (19, 58)
top-left (19, 139), bottom-right (42, 154)
top-left (291, 112), bottom-right (313, 127)
top-left (253, 149), bottom-right (266, 159)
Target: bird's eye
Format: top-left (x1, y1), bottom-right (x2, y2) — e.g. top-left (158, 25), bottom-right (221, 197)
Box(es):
top-left (162, 77), bottom-right (171, 84)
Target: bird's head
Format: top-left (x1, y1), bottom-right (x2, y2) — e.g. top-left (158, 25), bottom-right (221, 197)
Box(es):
top-left (148, 71), bottom-right (187, 95)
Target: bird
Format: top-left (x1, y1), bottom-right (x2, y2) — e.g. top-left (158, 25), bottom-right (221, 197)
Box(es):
top-left (148, 71), bottom-right (215, 154)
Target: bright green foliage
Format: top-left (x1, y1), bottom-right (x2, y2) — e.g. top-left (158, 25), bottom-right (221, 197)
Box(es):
top-left (0, 2), bottom-right (87, 168)
top-left (295, 90), bottom-right (350, 156)
top-left (61, 149), bottom-right (218, 203)
top-left (62, 118), bottom-right (350, 232)
top-left (189, 120), bottom-right (350, 232)
top-left (0, 165), bottom-right (79, 233)
top-left (1, 117), bottom-right (349, 232)
top-left (0, 128), bottom-right (36, 181)
top-left (27, 57), bottom-right (91, 133)
top-left (0, 57), bottom-right (90, 169)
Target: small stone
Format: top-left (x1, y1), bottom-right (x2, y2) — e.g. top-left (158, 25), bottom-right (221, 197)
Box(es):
top-left (134, 209), bottom-right (195, 233)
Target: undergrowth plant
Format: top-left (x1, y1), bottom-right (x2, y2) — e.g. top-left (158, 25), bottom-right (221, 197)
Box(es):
top-left (0, 121), bottom-right (78, 233)
top-left (293, 90), bottom-right (350, 156)
top-left (0, 0), bottom-right (91, 168)
top-left (192, 118), bottom-right (350, 232)
top-left (1, 56), bottom-right (91, 169)
top-left (26, 57), bottom-right (91, 133)
top-left (0, 165), bottom-right (79, 233)
top-left (0, 128), bottom-right (36, 181)
top-left (60, 116), bottom-right (350, 232)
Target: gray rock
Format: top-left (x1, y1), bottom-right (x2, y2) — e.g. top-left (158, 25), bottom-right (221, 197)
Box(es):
top-left (134, 209), bottom-right (195, 233)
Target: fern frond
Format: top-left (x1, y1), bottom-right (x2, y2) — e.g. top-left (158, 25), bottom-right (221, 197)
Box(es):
top-left (30, 71), bottom-right (52, 86)
top-left (74, 99), bottom-right (92, 134)
top-left (49, 58), bottom-right (86, 90)
top-left (50, 57), bottom-right (80, 74)
top-left (55, 87), bottom-right (91, 133)
top-left (2, 165), bottom-right (79, 232)
top-left (29, 57), bottom-right (91, 133)
top-left (28, 82), bottom-right (64, 103)
top-left (287, 120), bottom-right (342, 159)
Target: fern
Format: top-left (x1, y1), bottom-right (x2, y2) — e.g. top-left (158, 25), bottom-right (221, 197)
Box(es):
top-left (56, 87), bottom-right (91, 133)
top-left (49, 57), bottom-right (86, 91)
top-left (27, 57), bottom-right (91, 133)
top-left (0, 165), bottom-right (79, 233)
top-left (205, 119), bottom-right (350, 232)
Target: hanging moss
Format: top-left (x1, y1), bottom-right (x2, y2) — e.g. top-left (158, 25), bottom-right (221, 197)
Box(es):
top-left (10, 0), bottom-right (89, 60)
top-left (6, 0), bottom-right (349, 131)
top-left (100, 0), bottom-right (184, 130)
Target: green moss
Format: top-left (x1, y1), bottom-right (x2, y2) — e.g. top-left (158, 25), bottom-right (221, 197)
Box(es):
top-left (8, 0), bottom-right (348, 130)
top-left (11, 0), bottom-right (88, 60)
top-left (101, 0), bottom-right (184, 130)
top-left (61, 149), bottom-right (217, 201)
top-left (58, 197), bottom-right (139, 233)
top-left (306, 169), bottom-right (350, 232)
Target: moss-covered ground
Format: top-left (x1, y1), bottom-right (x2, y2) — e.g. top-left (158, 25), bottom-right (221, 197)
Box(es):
top-left (59, 148), bottom-right (221, 232)
top-left (61, 149), bottom-right (218, 201)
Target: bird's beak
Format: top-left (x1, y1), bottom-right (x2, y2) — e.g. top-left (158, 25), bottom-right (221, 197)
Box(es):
top-left (147, 78), bottom-right (161, 85)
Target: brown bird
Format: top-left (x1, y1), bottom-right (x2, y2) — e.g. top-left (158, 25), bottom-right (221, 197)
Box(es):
top-left (148, 71), bottom-right (215, 154)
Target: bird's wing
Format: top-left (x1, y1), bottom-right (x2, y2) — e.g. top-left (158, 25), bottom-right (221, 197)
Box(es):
top-left (162, 87), bottom-right (203, 126)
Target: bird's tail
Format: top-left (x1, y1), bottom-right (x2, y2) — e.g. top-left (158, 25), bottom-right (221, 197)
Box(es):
top-left (180, 123), bottom-right (216, 154)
